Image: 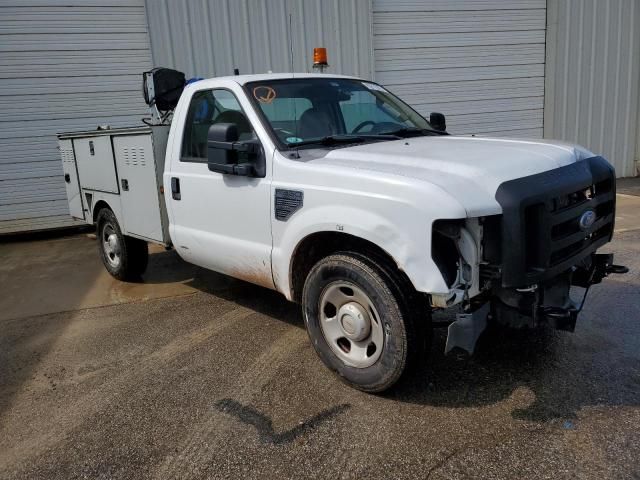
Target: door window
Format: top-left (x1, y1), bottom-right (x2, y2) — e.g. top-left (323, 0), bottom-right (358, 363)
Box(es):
top-left (181, 89), bottom-right (255, 162)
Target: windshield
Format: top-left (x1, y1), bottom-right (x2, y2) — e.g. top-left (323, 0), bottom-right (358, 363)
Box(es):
top-left (244, 78), bottom-right (434, 149)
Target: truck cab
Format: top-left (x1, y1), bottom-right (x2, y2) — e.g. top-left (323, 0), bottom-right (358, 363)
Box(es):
top-left (59, 72), bottom-right (626, 392)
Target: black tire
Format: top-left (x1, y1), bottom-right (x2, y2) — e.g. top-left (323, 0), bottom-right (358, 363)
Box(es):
top-left (96, 208), bottom-right (148, 281)
top-left (302, 252), bottom-right (426, 393)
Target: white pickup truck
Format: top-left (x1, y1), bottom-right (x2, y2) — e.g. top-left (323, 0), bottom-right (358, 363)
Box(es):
top-left (58, 69), bottom-right (626, 392)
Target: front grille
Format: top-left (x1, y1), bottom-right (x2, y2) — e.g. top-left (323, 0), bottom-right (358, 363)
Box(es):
top-left (524, 178), bottom-right (615, 270)
top-left (495, 156), bottom-right (615, 288)
top-left (547, 179), bottom-right (614, 266)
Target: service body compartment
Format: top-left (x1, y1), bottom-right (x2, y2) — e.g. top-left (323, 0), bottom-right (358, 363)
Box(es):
top-left (113, 133), bottom-right (165, 241)
top-left (74, 135), bottom-right (119, 193)
top-left (59, 138), bottom-right (85, 220)
top-left (58, 126), bottom-right (170, 245)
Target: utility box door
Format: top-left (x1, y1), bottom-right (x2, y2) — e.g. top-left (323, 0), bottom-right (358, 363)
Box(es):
top-left (58, 139), bottom-right (85, 220)
top-left (112, 134), bottom-right (164, 242)
top-left (74, 136), bottom-right (119, 194)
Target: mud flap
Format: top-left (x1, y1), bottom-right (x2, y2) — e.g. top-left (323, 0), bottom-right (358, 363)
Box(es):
top-left (445, 302), bottom-right (490, 355)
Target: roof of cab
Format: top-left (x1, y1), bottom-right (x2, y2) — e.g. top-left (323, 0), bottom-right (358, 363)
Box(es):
top-left (187, 72), bottom-right (361, 87)
top-left (180, 73), bottom-right (365, 97)
top-left (230, 72), bottom-right (361, 85)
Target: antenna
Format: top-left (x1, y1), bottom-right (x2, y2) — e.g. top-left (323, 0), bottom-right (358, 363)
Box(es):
top-left (233, 68), bottom-right (240, 76)
top-left (288, 14), bottom-right (294, 75)
top-left (288, 14), bottom-right (300, 157)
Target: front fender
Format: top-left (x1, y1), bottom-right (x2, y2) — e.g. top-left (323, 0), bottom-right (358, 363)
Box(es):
top-left (272, 203), bottom-right (454, 300)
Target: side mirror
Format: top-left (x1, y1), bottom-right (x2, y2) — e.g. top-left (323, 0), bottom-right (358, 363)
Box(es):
top-left (207, 123), bottom-right (238, 167)
top-left (430, 112), bottom-right (446, 132)
top-left (207, 123), bottom-right (265, 177)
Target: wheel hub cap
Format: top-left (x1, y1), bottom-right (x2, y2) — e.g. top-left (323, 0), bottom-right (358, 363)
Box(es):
top-left (338, 302), bottom-right (370, 341)
top-left (107, 234), bottom-right (118, 250)
top-left (102, 224), bottom-right (121, 268)
top-left (318, 281), bottom-right (385, 368)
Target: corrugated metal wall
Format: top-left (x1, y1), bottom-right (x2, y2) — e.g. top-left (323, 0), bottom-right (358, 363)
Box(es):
top-left (372, 0), bottom-right (547, 137)
top-left (544, 0), bottom-right (640, 177)
top-left (145, 0), bottom-right (373, 79)
top-left (0, 0), bottom-right (153, 233)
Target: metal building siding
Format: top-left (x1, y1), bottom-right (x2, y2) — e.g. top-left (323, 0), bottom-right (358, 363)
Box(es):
top-left (372, 0), bottom-right (547, 137)
top-left (145, 0), bottom-right (374, 79)
top-left (0, 0), bottom-right (153, 234)
top-left (544, 0), bottom-right (640, 177)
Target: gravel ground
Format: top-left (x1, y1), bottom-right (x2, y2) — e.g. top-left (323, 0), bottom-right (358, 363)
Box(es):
top-left (1, 229), bottom-right (639, 479)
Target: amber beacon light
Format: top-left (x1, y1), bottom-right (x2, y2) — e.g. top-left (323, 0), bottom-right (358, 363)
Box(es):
top-left (312, 47), bottom-right (329, 72)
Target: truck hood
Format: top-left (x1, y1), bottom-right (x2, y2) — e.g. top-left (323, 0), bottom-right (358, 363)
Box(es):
top-left (318, 135), bottom-right (596, 217)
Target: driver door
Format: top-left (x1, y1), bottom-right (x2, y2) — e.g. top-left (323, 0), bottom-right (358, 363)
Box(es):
top-left (167, 87), bottom-right (274, 289)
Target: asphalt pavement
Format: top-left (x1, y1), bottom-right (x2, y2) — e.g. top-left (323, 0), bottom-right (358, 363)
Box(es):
top-left (1, 195), bottom-right (639, 479)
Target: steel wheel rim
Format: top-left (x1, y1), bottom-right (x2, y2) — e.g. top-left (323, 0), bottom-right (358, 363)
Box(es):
top-left (102, 223), bottom-right (121, 268)
top-left (319, 281), bottom-right (384, 368)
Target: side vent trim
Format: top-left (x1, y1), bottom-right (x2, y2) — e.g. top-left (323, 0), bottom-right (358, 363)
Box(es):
top-left (275, 189), bottom-right (303, 221)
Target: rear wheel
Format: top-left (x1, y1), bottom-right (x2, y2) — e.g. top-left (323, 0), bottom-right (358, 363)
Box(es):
top-left (302, 252), bottom-right (425, 392)
top-left (96, 208), bottom-right (148, 281)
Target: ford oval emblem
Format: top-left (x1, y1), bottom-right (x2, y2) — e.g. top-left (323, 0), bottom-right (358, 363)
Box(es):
top-left (579, 210), bottom-right (596, 231)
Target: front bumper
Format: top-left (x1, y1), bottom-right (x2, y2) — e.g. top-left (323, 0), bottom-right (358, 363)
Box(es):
top-left (443, 253), bottom-right (628, 355)
top-left (494, 253), bottom-right (628, 332)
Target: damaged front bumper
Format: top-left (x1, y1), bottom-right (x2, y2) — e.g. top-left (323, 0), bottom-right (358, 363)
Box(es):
top-left (538, 253), bottom-right (629, 331)
top-left (444, 253), bottom-right (628, 354)
top-left (497, 253), bottom-right (629, 332)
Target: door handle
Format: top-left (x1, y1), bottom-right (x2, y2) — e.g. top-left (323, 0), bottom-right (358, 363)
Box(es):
top-left (64, 173), bottom-right (71, 183)
top-left (121, 179), bottom-right (129, 191)
top-left (171, 177), bottom-right (181, 200)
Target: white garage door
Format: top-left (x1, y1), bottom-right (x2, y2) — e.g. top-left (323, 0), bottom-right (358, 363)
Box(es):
top-left (0, 0), bottom-right (153, 234)
top-left (373, 0), bottom-right (546, 137)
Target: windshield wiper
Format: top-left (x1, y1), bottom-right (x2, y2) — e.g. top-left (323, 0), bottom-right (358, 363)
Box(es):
top-left (378, 126), bottom-right (446, 137)
top-left (287, 135), bottom-right (365, 148)
top-left (287, 134), bottom-right (397, 148)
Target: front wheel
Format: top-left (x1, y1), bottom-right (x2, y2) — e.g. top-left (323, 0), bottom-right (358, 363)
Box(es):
top-left (302, 253), bottom-right (424, 392)
top-left (96, 208), bottom-right (148, 281)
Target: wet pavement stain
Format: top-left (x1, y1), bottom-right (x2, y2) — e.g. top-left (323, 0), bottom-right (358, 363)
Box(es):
top-left (214, 399), bottom-right (350, 445)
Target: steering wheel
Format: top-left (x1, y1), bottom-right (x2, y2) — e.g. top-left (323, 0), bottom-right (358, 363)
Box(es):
top-left (352, 120), bottom-right (377, 134)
